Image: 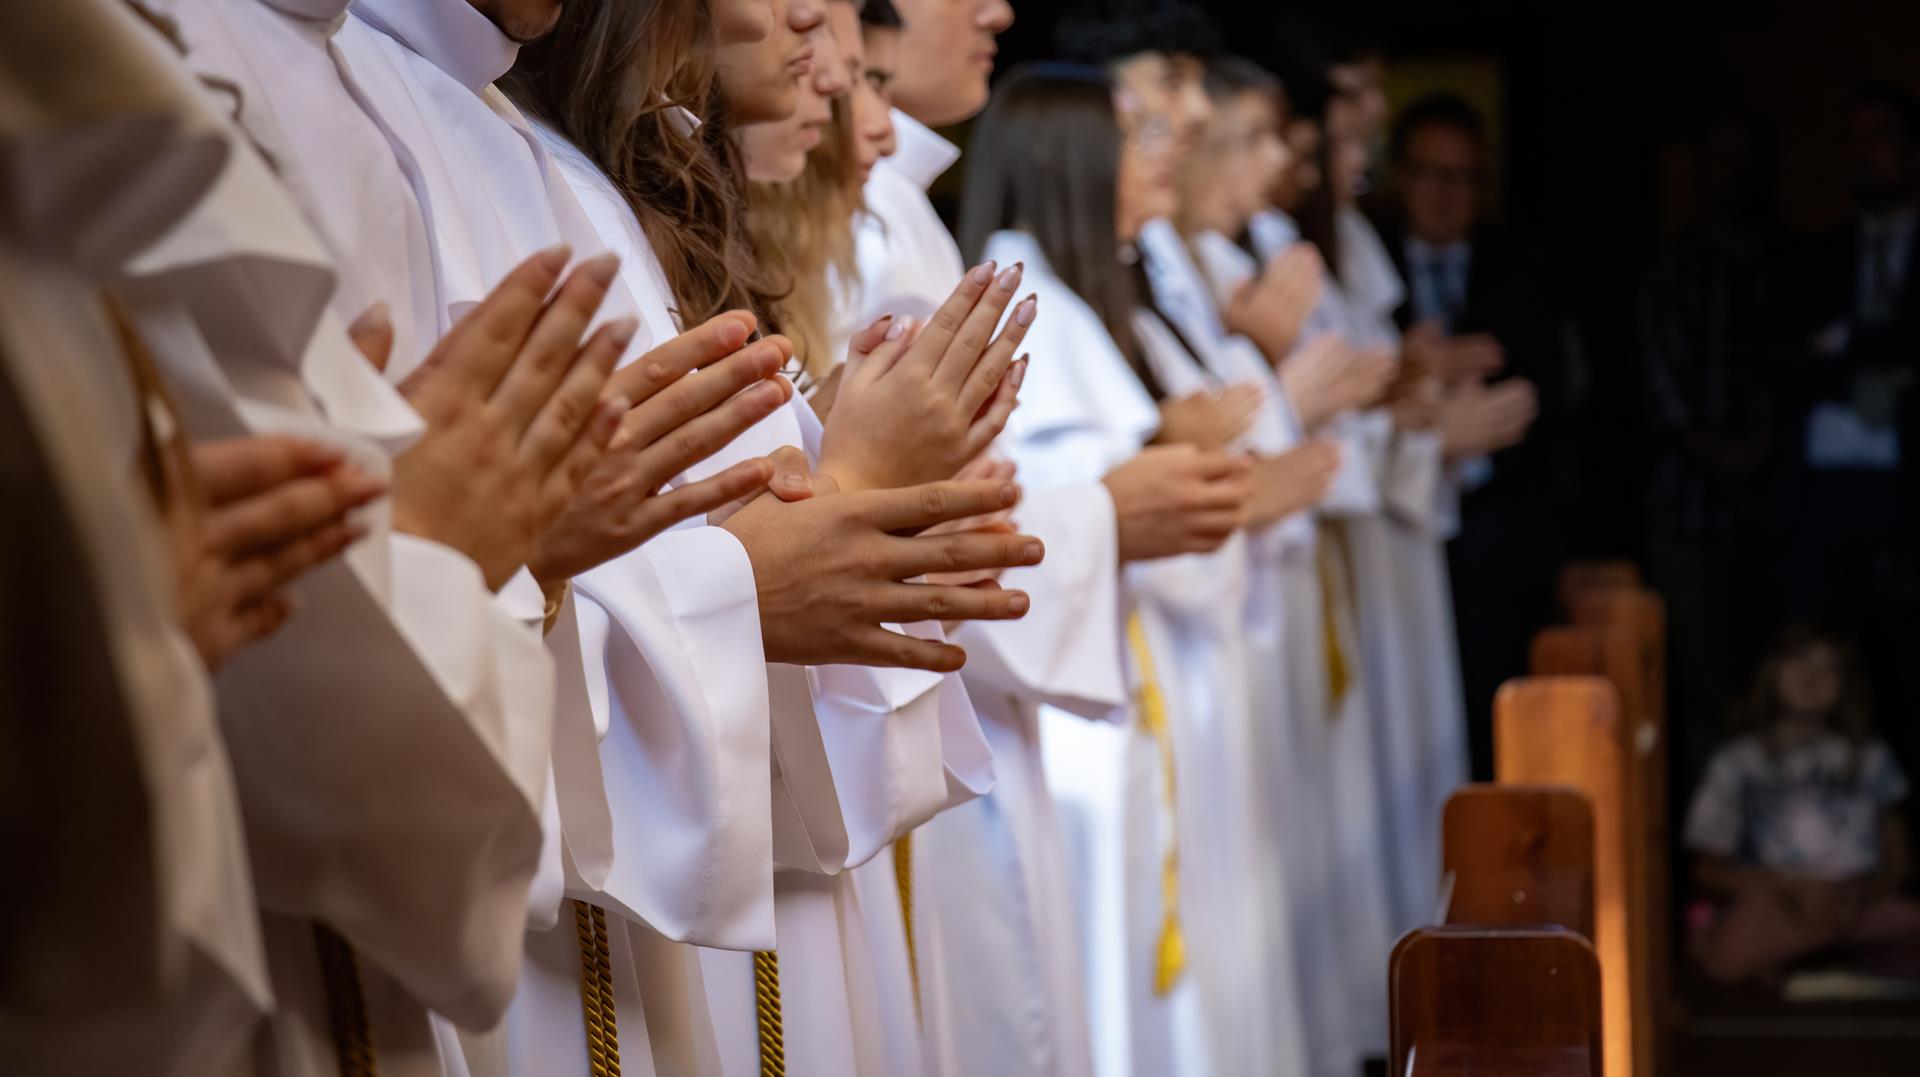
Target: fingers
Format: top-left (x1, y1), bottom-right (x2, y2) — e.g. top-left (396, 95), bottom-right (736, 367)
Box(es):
top-left (629, 377), bottom-right (791, 488)
top-left (962, 359), bottom-right (1024, 459)
top-left (192, 436), bottom-right (347, 505)
top-left (932, 263), bottom-right (1026, 387)
top-left (632, 459), bottom-right (777, 535)
top-left (956, 286), bottom-right (1035, 412)
top-left (883, 528), bottom-right (1045, 580)
top-left (492, 253), bottom-right (624, 430)
top-left (518, 315), bottom-right (631, 474)
top-left (871, 580), bottom-right (1032, 624)
top-left (348, 302), bottom-right (394, 375)
top-left (1189, 449), bottom-right (1256, 483)
top-left (852, 313), bottom-right (916, 384)
top-left (605, 310), bottom-right (758, 408)
top-left (618, 336), bottom-right (791, 451)
top-left (844, 625), bottom-right (969, 673)
top-left (764, 445), bottom-right (816, 501)
top-left (854, 478), bottom-right (1021, 533)
top-left (420, 245), bottom-right (573, 409)
top-left (231, 517), bottom-right (365, 600)
top-left (202, 466), bottom-right (385, 558)
top-left (904, 259), bottom-right (999, 377)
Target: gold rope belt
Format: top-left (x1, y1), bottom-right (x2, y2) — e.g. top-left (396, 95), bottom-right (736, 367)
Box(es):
top-left (754, 949), bottom-right (786, 1076)
top-left (1317, 523), bottom-right (1353, 710)
top-left (1124, 612), bottom-right (1186, 996)
top-left (894, 832), bottom-right (923, 1023)
top-left (572, 900), bottom-right (622, 1077)
top-left (314, 924), bottom-right (379, 1077)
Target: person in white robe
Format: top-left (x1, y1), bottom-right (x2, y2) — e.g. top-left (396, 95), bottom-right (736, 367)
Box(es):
top-left (0, 10), bottom-right (269, 1069)
top-left (333, 3), bottom-right (1045, 1074)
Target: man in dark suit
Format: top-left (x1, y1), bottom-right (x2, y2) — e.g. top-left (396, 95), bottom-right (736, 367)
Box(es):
top-left (1378, 92), bottom-right (1581, 781)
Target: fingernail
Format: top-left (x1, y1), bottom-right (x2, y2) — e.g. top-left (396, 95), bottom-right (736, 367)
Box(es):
top-left (886, 315), bottom-right (913, 342)
top-left (1011, 356), bottom-right (1028, 389)
top-left (537, 243), bottom-right (572, 273)
top-left (782, 472), bottom-right (813, 492)
top-left (350, 301), bottom-right (390, 334)
top-left (970, 261), bottom-right (996, 285)
top-left (869, 312), bottom-right (894, 334)
top-left (600, 393), bottom-right (632, 421)
top-left (999, 482), bottom-right (1018, 506)
top-left (1022, 540), bottom-right (1043, 561)
top-left (1008, 593), bottom-right (1031, 615)
top-left (996, 262), bottom-right (1024, 291)
top-left (582, 251), bottom-right (622, 286)
top-left (1013, 294), bottom-right (1037, 326)
top-left (607, 315), bottom-right (640, 350)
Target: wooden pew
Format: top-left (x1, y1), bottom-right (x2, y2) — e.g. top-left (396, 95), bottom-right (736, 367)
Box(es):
top-left (1390, 925), bottom-right (1603, 1077)
top-left (1494, 677), bottom-right (1634, 1077)
top-left (1533, 589), bottom-right (1670, 1077)
top-left (1443, 785), bottom-right (1596, 938)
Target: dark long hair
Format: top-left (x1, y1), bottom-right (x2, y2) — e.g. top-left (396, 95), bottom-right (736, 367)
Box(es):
top-left (958, 62), bottom-right (1164, 398)
top-left (503, 0), bottom-right (771, 327)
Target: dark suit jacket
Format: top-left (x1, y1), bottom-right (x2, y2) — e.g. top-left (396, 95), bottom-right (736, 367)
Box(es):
top-left (1379, 220), bottom-right (1581, 505)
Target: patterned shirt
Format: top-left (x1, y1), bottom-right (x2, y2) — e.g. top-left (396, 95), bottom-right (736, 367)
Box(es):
top-left (1684, 732), bottom-right (1909, 879)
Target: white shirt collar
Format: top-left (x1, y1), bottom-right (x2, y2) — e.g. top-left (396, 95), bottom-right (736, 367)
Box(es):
top-left (887, 109), bottom-right (961, 192)
top-left (350, 0), bottom-right (516, 94)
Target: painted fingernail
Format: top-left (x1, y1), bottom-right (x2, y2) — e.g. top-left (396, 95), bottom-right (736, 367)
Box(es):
top-left (1011, 356), bottom-right (1029, 389)
top-left (781, 472), bottom-right (813, 491)
top-left (1022, 540), bottom-right (1043, 561)
top-left (1008, 593), bottom-right (1031, 615)
top-left (996, 262), bottom-right (1024, 291)
top-left (970, 260), bottom-right (996, 285)
top-left (886, 315), bottom-right (914, 342)
top-left (998, 483), bottom-right (1019, 506)
top-left (869, 312), bottom-right (894, 334)
top-left (606, 315), bottom-right (640, 349)
top-left (1013, 294), bottom-right (1037, 326)
top-left (537, 243), bottom-right (572, 273)
top-left (582, 251), bottom-right (622, 286)
top-left (601, 393), bottom-right (632, 418)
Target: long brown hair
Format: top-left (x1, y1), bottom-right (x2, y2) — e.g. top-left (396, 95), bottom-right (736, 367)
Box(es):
top-left (503, 0), bottom-right (772, 327)
top-left (958, 62), bottom-right (1166, 400)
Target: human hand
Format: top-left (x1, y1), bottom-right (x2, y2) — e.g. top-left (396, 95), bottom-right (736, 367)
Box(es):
top-left (918, 455), bottom-right (1021, 586)
top-left (1247, 439), bottom-right (1340, 528)
top-left (719, 477), bottom-right (1045, 671)
top-left (817, 259), bottom-right (1033, 492)
top-left (1225, 244), bottom-right (1324, 361)
top-left (1279, 334), bottom-right (1396, 429)
top-left (1156, 383), bottom-right (1264, 450)
top-left (526, 311), bottom-right (798, 583)
top-left (1102, 444), bottom-right (1255, 562)
top-left (167, 436), bottom-right (386, 671)
top-left (1437, 377), bottom-right (1538, 460)
top-left (358, 247), bottom-right (628, 590)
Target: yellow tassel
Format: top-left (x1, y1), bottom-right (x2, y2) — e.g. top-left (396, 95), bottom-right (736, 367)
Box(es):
top-left (1126, 612), bottom-right (1187, 997)
top-left (895, 832), bottom-right (923, 1024)
top-left (754, 950), bottom-right (786, 1077)
top-left (1317, 525), bottom-right (1352, 710)
top-left (572, 900), bottom-right (622, 1077)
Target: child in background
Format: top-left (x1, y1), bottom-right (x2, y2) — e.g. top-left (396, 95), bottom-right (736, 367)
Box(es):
top-left (1685, 625), bottom-right (1920, 985)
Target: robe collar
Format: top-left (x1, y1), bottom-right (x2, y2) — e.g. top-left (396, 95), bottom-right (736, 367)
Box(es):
top-left (351, 0), bottom-right (516, 94)
top-left (887, 109), bottom-right (960, 192)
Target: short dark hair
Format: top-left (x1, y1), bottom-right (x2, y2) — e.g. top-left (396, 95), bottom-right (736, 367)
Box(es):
top-left (1390, 92), bottom-right (1487, 163)
top-left (1851, 82), bottom-right (1920, 143)
top-left (1055, 0), bottom-right (1218, 66)
top-left (859, 0), bottom-right (901, 31)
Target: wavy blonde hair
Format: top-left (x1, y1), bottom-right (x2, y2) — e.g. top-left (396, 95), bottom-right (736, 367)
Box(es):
top-left (746, 95), bottom-right (865, 380)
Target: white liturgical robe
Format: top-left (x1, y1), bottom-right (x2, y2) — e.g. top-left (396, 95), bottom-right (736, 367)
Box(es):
top-left (850, 111), bottom-right (1130, 1077)
top-left (0, 9), bottom-right (267, 1070)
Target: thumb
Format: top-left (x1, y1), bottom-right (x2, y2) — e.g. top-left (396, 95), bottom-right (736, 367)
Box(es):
top-left (765, 445), bottom-right (817, 502)
top-left (348, 302), bottom-right (394, 375)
